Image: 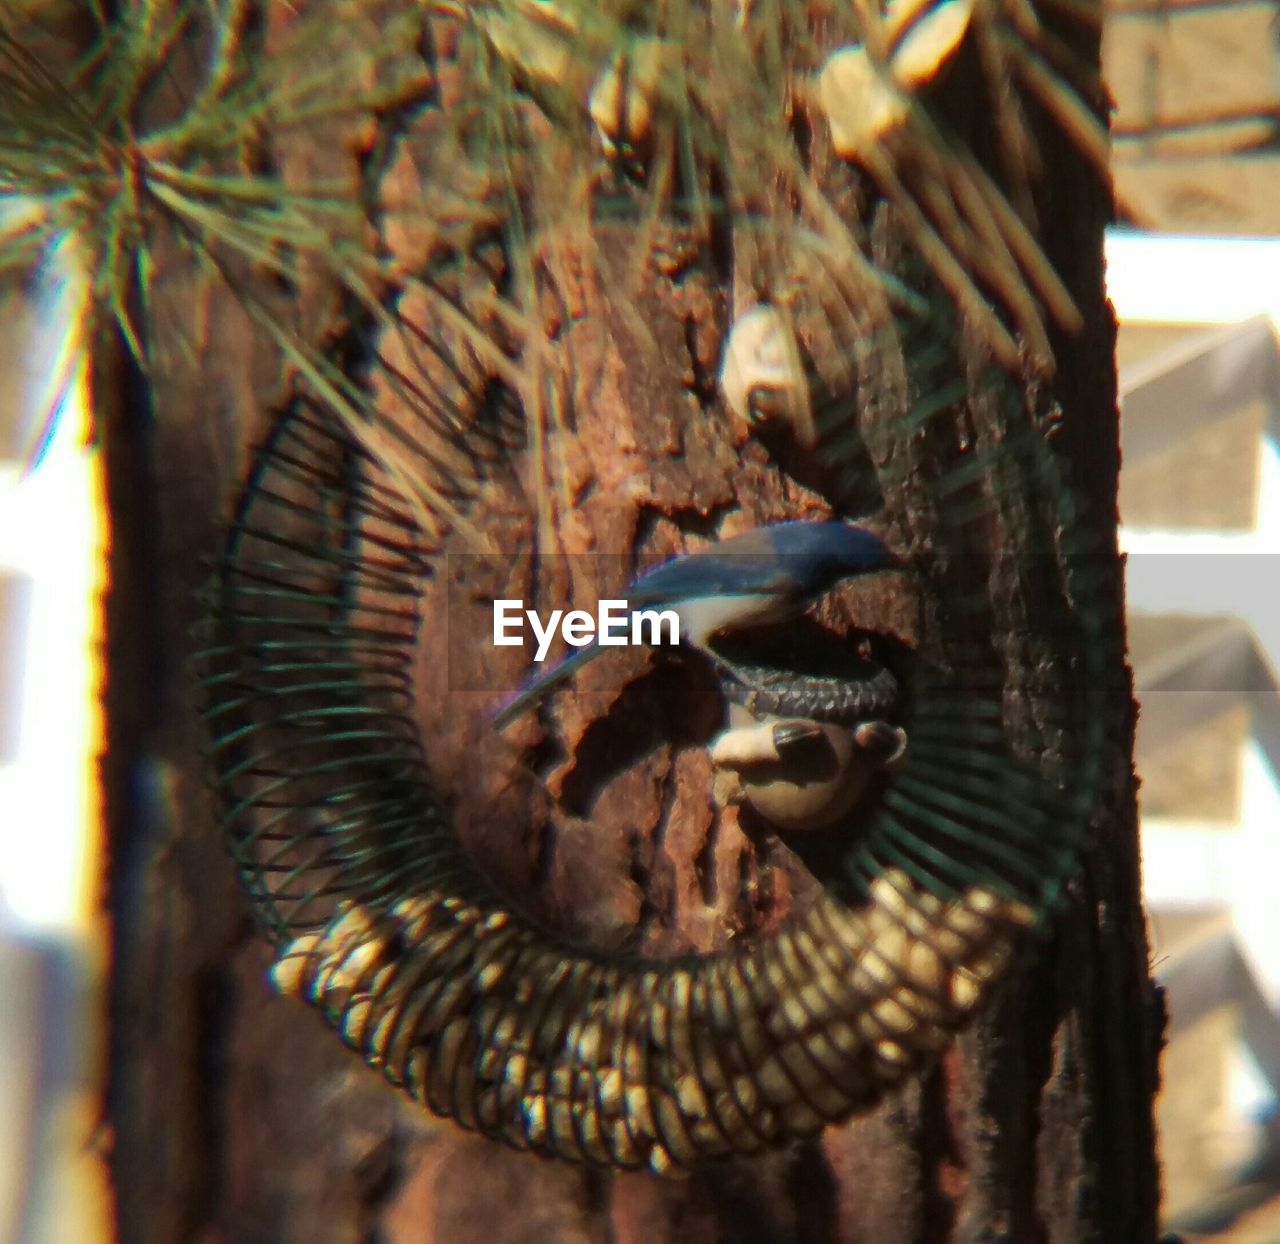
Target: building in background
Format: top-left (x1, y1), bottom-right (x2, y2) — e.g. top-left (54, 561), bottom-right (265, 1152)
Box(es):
top-left (1104, 0), bottom-right (1280, 1235)
top-left (0, 253), bottom-right (109, 1244)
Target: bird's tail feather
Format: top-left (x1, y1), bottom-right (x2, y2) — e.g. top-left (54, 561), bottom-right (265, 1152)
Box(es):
top-left (491, 641), bottom-right (604, 728)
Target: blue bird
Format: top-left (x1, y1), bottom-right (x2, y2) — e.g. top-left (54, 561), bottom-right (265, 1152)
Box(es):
top-left (492, 520), bottom-right (893, 728)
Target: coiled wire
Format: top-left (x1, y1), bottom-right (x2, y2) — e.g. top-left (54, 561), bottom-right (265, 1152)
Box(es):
top-left (197, 371), bottom-right (1117, 1173)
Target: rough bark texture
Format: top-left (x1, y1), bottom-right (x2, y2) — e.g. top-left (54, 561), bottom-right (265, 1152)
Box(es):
top-left (97, 8), bottom-right (1163, 1244)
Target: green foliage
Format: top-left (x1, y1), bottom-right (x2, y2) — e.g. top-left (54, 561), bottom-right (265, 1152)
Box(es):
top-left (1, 0), bottom-right (1108, 534)
top-left (1, 0), bottom-right (444, 512)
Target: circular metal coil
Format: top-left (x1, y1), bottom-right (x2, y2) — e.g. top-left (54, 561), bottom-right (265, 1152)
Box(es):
top-left (713, 650), bottom-right (901, 725)
top-left (197, 379), bottom-right (1117, 1175)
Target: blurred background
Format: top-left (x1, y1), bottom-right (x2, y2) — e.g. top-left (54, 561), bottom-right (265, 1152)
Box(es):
top-left (1107, 1), bottom-right (1280, 1237)
top-left (0, 3), bottom-right (1278, 1239)
top-left (0, 232), bottom-right (109, 1242)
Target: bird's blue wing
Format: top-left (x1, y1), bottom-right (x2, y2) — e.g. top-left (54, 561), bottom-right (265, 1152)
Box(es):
top-left (627, 521), bottom-right (879, 606)
top-left (628, 531), bottom-right (798, 606)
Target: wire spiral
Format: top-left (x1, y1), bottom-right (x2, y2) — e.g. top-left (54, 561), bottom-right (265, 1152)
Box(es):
top-left (198, 348), bottom-right (1119, 1173)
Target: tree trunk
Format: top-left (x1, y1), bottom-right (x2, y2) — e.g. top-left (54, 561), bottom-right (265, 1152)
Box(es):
top-left (87, 4), bottom-right (1163, 1242)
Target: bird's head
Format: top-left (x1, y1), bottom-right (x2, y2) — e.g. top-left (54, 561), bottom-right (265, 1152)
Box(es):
top-left (762, 520), bottom-right (897, 597)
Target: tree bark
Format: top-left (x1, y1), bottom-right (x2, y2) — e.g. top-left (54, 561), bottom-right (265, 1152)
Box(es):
top-left (91, 5), bottom-right (1163, 1242)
